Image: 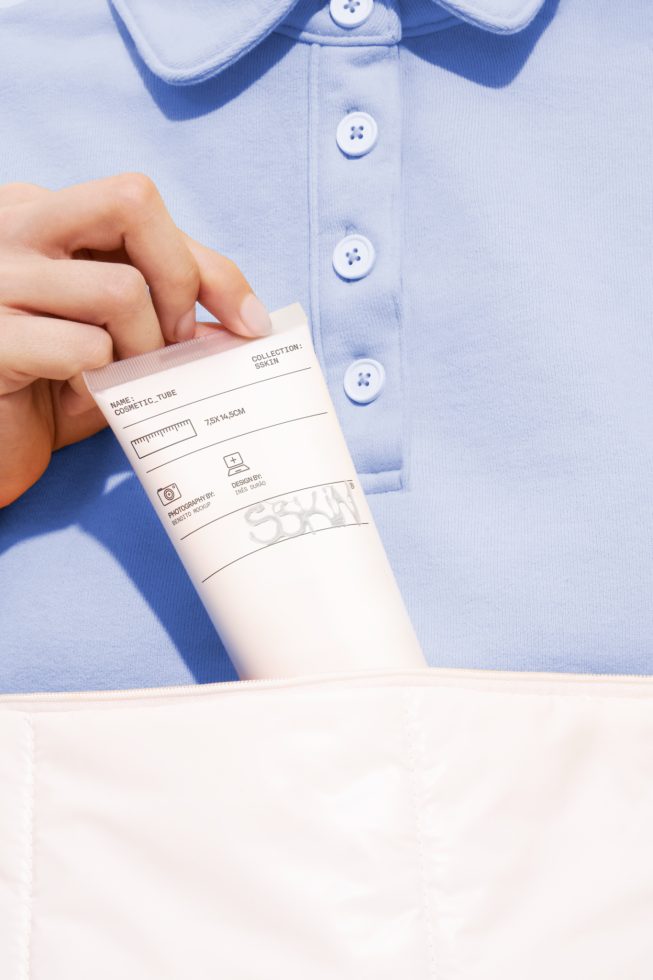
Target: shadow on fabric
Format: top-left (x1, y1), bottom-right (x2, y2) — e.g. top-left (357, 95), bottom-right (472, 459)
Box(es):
top-left (0, 429), bottom-right (237, 684)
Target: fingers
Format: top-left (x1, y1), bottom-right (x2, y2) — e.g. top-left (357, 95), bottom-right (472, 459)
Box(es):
top-left (0, 182), bottom-right (51, 208)
top-left (0, 176), bottom-right (277, 503)
top-left (3, 173), bottom-right (274, 344)
top-left (8, 172), bottom-right (200, 343)
top-left (181, 232), bottom-right (273, 340)
top-left (0, 313), bottom-right (113, 397)
top-left (0, 256), bottom-right (164, 360)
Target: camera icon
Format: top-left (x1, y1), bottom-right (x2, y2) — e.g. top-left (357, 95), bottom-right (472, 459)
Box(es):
top-left (157, 483), bottom-right (182, 505)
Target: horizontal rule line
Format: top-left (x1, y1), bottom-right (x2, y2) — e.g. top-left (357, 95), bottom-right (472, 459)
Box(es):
top-left (122, 366), bottom-right (313, 430)
top-left (144, 412), bottom-right (329, 474)
top-left (201, 521), bottom-right (370, 583)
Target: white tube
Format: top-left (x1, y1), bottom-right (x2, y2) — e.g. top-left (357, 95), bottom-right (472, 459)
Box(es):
top-left (84, 302), bottom-right (427, 678)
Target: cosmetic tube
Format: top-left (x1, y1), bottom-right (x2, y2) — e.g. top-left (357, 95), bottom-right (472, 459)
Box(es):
top-left (84, 302), bottom-right (427, 679)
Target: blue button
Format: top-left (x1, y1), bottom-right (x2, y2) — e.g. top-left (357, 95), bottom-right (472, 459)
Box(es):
top-left (332, 233), bottom-right (376, 281)
top-left (343, 358), bottom-right (385, 404)
top-left (329, 0), bottom-right (374, 28)
top-left (336, 111), bottom-right (378, 158)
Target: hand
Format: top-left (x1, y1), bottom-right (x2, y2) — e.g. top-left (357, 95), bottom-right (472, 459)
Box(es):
top-left (0, 173), bottom-right (273, 507)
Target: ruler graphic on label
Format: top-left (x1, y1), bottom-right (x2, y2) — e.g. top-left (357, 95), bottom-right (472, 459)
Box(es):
top-left (131, 419), bottom-right (197, 459)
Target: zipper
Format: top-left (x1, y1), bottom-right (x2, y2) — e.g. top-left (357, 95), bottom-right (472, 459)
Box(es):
top-left (1, 664), bottom-right (652, 707)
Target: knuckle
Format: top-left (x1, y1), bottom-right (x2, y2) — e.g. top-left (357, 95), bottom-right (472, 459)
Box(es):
top-left (0, 181), bottom-right (48, 206)
top-left (79, 328), bottom-right (113, 372)
top-left (100, 264), bottom-right (149, 311)
top-left (0, 261), bottom-right (16, 295)
top-left (174, 258), bottom-right (200, 297)
top-left (0, 203), bottom-right (32, 245)
top-left (221, 255), bottom-right (245, 280)
top-left (112, 171), bottom-right (160, 213)
top-left (204, 254), bottom-right (246, 292)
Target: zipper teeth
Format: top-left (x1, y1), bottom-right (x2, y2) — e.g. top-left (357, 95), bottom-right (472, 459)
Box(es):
top-left (1, 666), bottom-right (652, 706)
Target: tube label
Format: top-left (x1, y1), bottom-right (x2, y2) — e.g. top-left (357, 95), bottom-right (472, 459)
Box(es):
top-left (85, 304), bottom-right (373, 590)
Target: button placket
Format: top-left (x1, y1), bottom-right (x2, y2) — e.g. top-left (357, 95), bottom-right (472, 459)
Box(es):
top-left (311, 43), bottom-right (404, 493)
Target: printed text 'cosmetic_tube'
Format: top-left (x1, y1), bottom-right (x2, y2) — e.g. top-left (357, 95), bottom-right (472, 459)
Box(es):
top-left (84, 302), bottom-right (427, 679)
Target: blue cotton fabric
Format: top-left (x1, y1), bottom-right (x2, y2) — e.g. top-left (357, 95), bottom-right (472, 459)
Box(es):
top-left (0, 0), bottom-right (651, 693)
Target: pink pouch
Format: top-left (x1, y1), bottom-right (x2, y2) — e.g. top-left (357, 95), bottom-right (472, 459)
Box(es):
top-left (1, 665), bottom-right (652, 978)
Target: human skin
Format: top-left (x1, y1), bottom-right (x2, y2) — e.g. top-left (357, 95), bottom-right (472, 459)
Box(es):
top-left (0, 172), bottom-right (273, 507)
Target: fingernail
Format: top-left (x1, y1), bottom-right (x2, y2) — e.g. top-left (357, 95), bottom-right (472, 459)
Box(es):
top-left (239, 292), bottom-right (273, 337)
top-left (175, 308), bottom-right (196, 342)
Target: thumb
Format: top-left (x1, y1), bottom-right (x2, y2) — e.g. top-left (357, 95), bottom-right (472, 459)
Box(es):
top-left (180, 231), bottom-right (273, 340)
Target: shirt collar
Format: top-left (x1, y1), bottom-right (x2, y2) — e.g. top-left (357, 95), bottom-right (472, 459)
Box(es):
top-left (110, 0), bottom-right (548, 86)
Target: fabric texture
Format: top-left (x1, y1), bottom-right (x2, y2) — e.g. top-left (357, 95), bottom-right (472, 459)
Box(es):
top-left (1, 665), bottom-right (653, 978)
top-left (0, 0), bottom-right (652, 692)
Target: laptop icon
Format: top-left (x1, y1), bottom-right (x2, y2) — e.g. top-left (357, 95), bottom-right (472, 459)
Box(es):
top-left (224, 451), bottom-right (249, 477)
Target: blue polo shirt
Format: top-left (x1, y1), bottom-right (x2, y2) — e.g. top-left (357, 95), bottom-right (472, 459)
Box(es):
top-left (1, 0), bottom-right (651, 692)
